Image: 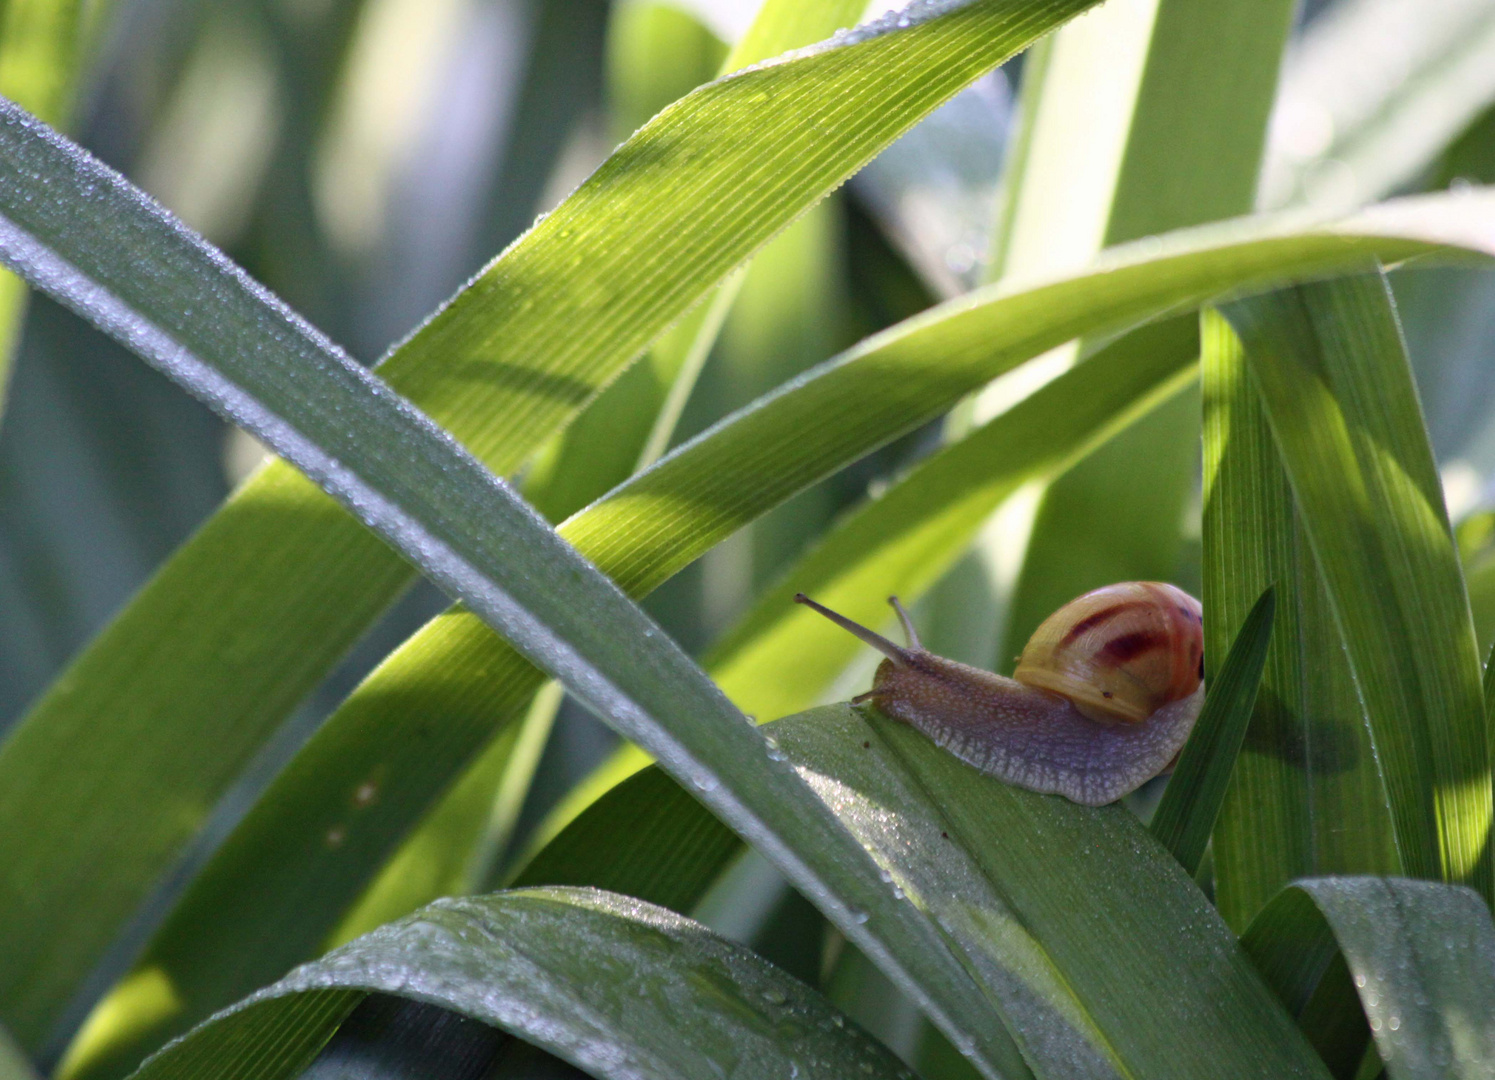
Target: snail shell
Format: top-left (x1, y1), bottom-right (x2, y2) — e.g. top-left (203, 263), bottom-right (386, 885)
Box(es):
top-left (794, 583), bottom-right (1205, 806)
top-left (1014, 581), bottom-right (1204, 723)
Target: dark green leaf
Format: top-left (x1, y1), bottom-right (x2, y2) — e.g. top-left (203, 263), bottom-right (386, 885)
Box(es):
top-left (130, 889), bottom-right (913, 1080)
top-left (1150, 585), bottom-right (1275, 875)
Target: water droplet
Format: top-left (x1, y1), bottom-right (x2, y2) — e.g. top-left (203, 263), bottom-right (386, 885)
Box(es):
top-left (761, 989), bottom-right (788, 1006)
top-left (353, 781), bottom-right (378, 806)
top-left (1388, 1015), bottom-right (1400, 1031)
top-left (1370, 1017), bottom-right (1382, 1032)
top-left (325, 826), bottom-right (346, 848)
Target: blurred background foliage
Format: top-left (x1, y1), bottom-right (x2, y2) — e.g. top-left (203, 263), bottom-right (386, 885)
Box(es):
top-left (4, 0), bottom-right (1495, 1073)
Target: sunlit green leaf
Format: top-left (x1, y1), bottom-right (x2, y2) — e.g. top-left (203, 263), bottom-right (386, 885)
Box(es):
top-left (1222, 274), bottom-right (1491, 902)
top-left (1201, 305), bottom-right (1398, 932)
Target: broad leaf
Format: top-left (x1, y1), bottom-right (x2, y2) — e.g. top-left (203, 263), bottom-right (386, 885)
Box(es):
top-left (1201, 305), bottom-right (1398, 931)
top-left (129, 889), bottom-right (915, 1080)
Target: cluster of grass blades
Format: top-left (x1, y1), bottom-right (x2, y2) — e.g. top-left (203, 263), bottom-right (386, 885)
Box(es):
top-left (0, 0), bottom-right (1492, 1078)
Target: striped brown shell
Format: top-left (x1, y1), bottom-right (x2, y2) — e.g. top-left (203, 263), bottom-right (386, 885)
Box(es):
top-left (1013, 581), bottom-right (1203, 723)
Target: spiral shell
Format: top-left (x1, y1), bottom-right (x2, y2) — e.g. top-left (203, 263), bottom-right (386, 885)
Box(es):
top-left (1013, 581), bottom-right (1203, 723)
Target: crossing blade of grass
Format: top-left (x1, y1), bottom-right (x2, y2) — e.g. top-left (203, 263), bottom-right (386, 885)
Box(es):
top-left (1243, 877), bottom-right (1495, 1079)
top-left (100, 187), bottom-right (1495, 1066)
top-left (1201, 307), bottom-right (1399, 932)
top-left (0, 99), bottom-right (1048, 1080)
top-left (1149, 586), bottom-right (1275, 875)
top-left (0, 0), bottom-right (1105, 1047)
top-left (1222, 274), bottom-right (1492, 904)
top-left (128, 889), bottom-right (916, 1080)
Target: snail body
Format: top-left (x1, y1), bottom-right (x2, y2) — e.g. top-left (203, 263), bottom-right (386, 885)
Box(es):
top-left (794, 583), bottom-right (1204, 806)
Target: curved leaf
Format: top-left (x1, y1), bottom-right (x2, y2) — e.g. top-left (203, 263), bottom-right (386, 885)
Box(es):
top-left (129, 889), bottom-right (915, 1080)
top-left (0, 0), bottom-right (1100, 1045)
top-left (1243, 876), bottom-right (1495, 1079)
top-left (1201, 305), bottom-right (1397, 932)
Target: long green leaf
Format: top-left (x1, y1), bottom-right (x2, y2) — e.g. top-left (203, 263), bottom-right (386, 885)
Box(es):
top-left (1222, 275), bottom-right (1491, 901)
top-left (1149, 585), bottom-right (1275, 875)
top-left (0, 95), bottom-right (1049, 1080)
top-left (105, 187), bottom-right (1495, 1071)
top-left (1202, 304), bottom-right (1398, 932)
top-left (1243, 877), bottom-right (1495, 1079)
top-left (523, 702), bottom-right (1332, 1079)
top-left (0, 0), bottom-right (1096, 1046)
top-left (128, 889), bottom-right (915, 1080)
top-left (311, 0), bottom-right (859, 961)
top-left (537, 704), bottom-right (1331, 1080)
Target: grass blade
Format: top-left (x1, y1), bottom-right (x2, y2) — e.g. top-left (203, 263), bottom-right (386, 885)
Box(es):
top-left (1243, 877), bottom-right (1495, 1079)
top-left (129, 889), bottom-right (915, 1080)
top-left (1201, 305), bottom-right (1399, 931)
top-left (1222, 274), bottom-right (1491, 902)
top-left (1150, 585), bottom-right (1275, 875)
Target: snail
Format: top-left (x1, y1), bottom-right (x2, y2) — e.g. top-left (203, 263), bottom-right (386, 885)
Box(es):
top-left (794, 582), bottom-right (1205, 806)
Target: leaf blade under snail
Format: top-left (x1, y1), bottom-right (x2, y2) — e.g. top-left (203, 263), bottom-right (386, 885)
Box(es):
top-left (1150, 585), bottom-right (1277, 876)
